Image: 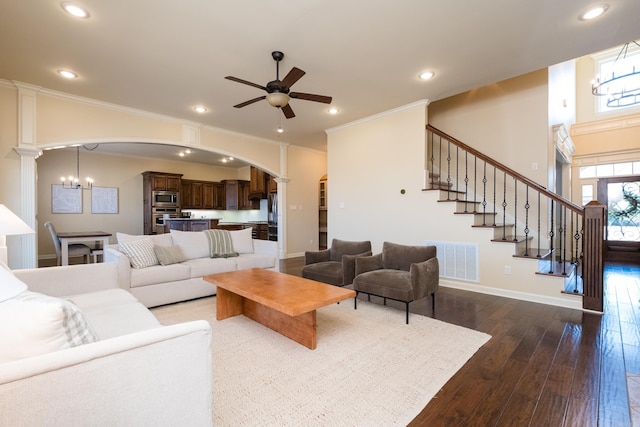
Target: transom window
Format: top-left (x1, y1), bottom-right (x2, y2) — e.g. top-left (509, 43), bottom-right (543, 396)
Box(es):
top-left (579, 162), bottom-right (640, 179)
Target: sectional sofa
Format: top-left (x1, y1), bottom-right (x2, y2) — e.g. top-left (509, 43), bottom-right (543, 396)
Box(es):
top-left (104, 228), bottom-right (280, 308)
top-left (0, 261), bottom-right (212, 426)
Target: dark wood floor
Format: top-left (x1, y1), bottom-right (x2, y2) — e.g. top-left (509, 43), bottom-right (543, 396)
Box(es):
top-left (282, 258), bottom-right (639, 426)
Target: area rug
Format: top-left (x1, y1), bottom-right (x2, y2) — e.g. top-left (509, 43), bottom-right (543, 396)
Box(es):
top-left (152, 297), bottom-right (490, 426)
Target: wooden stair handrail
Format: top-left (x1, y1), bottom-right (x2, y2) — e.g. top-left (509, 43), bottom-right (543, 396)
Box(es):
top-left (427, 125), bottom-right (584, 215)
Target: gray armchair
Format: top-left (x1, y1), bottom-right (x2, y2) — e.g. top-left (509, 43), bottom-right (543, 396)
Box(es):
top-left (301, 239), bottom-right (372, 287)
top-left (353, 241), bottom-right (439, 324)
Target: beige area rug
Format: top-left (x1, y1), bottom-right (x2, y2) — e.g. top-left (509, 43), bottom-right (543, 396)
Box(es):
top-left (152, 297), bottom-right (490, 426)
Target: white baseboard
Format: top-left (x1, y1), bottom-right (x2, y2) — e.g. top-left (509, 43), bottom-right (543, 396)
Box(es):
top-left (439, 278), bottom-right (583, 311)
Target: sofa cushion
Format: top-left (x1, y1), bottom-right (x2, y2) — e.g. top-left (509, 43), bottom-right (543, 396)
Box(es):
top-left (170, 230), bottom-right (210, 260)
top-left (130, 263), bottom-right (191, 288)
top-left (0, 260), bottom-right (27, 302)
top-left (0, 291), bottom-right (98, 363)
top-left (234, 254), bottom-right (276, 271)
top-left (354, 269), bottom-right (413, 301)
top-left (67, 288), bottom-right (139, 308)
top-left (119, 238), bottom-right (159, 269)
top-left (117, 232), bottom-right (173, 247)
top-left (182, 257), bottom-right (238, 278)
top-left (153, 245), bottom-right (187, 266)
top-left (78, 301), bottom-right (161, 339)
top-left (203, 229), bottom-right (238, 258)
top-left (230, 228), bottom-right (254, 254)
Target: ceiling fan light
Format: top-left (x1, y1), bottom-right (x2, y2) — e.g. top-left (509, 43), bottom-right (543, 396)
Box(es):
top-left (266, 92), bottom-right (290, 108)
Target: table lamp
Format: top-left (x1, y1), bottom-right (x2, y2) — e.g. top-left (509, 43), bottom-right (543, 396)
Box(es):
top-left (0, 204), bottom-right (35, 267)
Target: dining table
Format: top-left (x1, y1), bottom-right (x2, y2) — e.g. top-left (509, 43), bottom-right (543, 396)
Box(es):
top-left (56, 231), bottom-right (112, 266)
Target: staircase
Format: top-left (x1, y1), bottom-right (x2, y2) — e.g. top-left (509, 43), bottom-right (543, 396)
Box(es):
top-left (425, 125), bottom-right (605, 312)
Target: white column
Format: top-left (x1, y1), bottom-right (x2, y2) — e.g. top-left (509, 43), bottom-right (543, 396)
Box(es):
top-left (276, 142), bottom-right (290, 259)
top-left (12, 82), bottom-right (42, 269)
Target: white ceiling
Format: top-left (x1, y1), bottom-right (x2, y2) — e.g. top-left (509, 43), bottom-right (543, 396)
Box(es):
top-left (2, 1), bottom-right (640, 160)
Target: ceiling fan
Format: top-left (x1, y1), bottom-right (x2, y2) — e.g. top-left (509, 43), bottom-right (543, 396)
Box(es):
top-left (225, 51), bottom-right (332, 119)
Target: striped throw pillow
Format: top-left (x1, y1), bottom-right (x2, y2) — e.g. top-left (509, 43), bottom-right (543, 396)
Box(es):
top-left (203, 229), bottom-right (238, 258)
top-left (119, 238), bottom-right (159, 269)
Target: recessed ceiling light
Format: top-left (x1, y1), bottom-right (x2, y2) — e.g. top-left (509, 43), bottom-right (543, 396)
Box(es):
top-left (61, 2), bottom-right (90, 18)
top-left (328, 107), bottom-right (339, 115)
top-left (57, 69), bottom-right (78, 79)
top-left (419, 71), bottom-right (435, 80)
top-left (579, 4), bottom-right (608, 20)
top-left (194, 106), bottom-right (207, 113)
top-left (178, 152), bottom-right (185, 157)
top-left (185, 149), bottom-right (192, 154)
top-left (276, 127), bottom-right (284, 134)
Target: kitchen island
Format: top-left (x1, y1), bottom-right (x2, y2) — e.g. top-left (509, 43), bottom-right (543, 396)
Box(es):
top-left (163, 218), bottom-right (220, 232)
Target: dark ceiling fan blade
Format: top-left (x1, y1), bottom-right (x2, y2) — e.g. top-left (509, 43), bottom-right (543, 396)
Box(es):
top-left (225, 76), bottom-right (267, 91)
top-left (233, 96), bottom-right (266, 108)
top-left (290, 92), bottom-right (332, 104)
top-left (279, 67), bottom-right (305, 90)
top-left (282, 104), bottom-right (295, 119)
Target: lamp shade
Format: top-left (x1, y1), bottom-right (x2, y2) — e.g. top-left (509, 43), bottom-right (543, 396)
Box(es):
top-left (266, 92), bottom-right (290, 108)
top-left (0, 205), bottom-right (35, 236)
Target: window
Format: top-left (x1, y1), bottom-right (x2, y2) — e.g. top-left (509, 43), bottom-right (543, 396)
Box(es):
top-left (594, 44), bottom-right (640, 113)
top-left (582, 184), bottom-right (593, 205)
top-left (580, 162), bottom-right (640, 179)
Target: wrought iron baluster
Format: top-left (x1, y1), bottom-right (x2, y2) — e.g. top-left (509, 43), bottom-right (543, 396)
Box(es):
top-left (446, 141), bottom-right (452, 200)
top-left (502, 171), bottom-right (507, 240)
top-left (549, 200), bottom-right (555, 273)
top-left (492, 167), bottom-right (497, 226)
top-left (429, 133), bottom-right (435, 188)
top-left (513, 179), bottom-right (518, 241)
top-left (464, 152), bottom-right (469, 212)
top-left (537, 192), bottom-right (541, 258)
top-left (524, 186), bottom-right (530, 256)
top-left (455, 145), bottom-right (459, 196)
top-left (474, 156), bottom-right (477, 211)
top-left (481, 162), bottom-right (487, 225)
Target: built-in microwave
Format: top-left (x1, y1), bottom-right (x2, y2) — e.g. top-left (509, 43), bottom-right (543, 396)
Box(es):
top-left (152, 191), bottom-right (179, 207)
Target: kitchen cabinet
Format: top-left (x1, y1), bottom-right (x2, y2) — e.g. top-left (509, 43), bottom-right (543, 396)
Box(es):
top-left (249, 166), bottom-right (270, 200)
top-left (224, 180), bottom-right (258, 210)
top-left (142, 171), bottom-right (183, 235)
top-left (268, 174), bottom-right (278, 193)
top-left (145, 172), bottom-right (181, 192)
top-left (213, 182), bottom-right (225, 210)
top-left (202, 182), bottom-right (214, 209)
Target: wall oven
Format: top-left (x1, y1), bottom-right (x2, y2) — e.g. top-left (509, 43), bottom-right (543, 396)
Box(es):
top-left (152, 191), bottom-right (179, 208)
top-left (152, 207), bottom-right (180, 233)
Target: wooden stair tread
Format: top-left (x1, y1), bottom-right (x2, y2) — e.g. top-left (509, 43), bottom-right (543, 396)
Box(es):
top-left (535, 261), bottom-right (576, 277)
top-left (491, 236), bottom-right (532, 243)
top-left (513, 248), bottom-right (553, 259)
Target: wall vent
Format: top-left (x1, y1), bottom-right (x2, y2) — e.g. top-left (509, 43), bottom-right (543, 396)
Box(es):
top-left (425, 241), bottom-right (479, 282)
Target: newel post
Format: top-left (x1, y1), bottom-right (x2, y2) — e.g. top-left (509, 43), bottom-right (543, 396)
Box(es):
top-left (582, 201), bottom-right (606, 312)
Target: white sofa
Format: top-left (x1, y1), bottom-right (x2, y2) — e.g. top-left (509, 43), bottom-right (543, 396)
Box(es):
top-left (105, 228), bottom-right (280, 308)
top-left (0, 261), bottom-right (212, 426)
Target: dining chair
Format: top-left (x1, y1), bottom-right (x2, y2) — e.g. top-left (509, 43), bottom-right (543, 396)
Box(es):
top-left (43, 221), bottom-right (92, 266)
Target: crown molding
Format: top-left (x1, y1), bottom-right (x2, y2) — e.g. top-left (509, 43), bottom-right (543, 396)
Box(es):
top-left (571, 112), bottom-right (640, 136)
top-left (325, 99), bottom-right (429, 134)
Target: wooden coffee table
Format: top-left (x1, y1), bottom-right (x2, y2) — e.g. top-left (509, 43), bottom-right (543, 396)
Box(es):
top-left (204, 268), bottom-right (355, 349)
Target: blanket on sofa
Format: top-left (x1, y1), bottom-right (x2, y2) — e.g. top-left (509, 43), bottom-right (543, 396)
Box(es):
top-left (203, 229), bottom-right (238, 258)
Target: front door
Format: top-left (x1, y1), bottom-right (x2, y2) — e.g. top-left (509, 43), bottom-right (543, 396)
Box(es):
top-left (597, 176), bottom-right (640, 262)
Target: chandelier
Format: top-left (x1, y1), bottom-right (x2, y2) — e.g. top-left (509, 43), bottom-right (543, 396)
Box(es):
top-left (592, 41), bottom-right (640, 108)
top-left (60, 146), bottom-right (94, 189)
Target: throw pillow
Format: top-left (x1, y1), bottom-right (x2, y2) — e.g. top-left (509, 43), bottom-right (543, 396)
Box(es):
top-left (229, 227), bottom-right (254, 254)
top-left (153, 245), bottom-right (187, 266)
top-left (0, 291), bottom-right (98, 363)
top-left (169, 229), bottom-right (210, 260)
top-left (119, 238), bottom-right (159, 269)
top-left (203, 229), bottom-right (238, 258)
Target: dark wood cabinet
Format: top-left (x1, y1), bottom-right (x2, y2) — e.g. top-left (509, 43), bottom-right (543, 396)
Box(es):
top-left (224, 180), bottom-right (239, 210)
top-left (181, 181), bottom-right (192, 209)
top-left (249, 166), bottom-right (269, 200)
top-left (213, 182), bottom-right (225, 210)
top-left (268, 174), bottom-right (278, 193)
top-left (142, 171), bottom-right (183, 235)
top-left (202, 182), bottom-right (214, 209)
